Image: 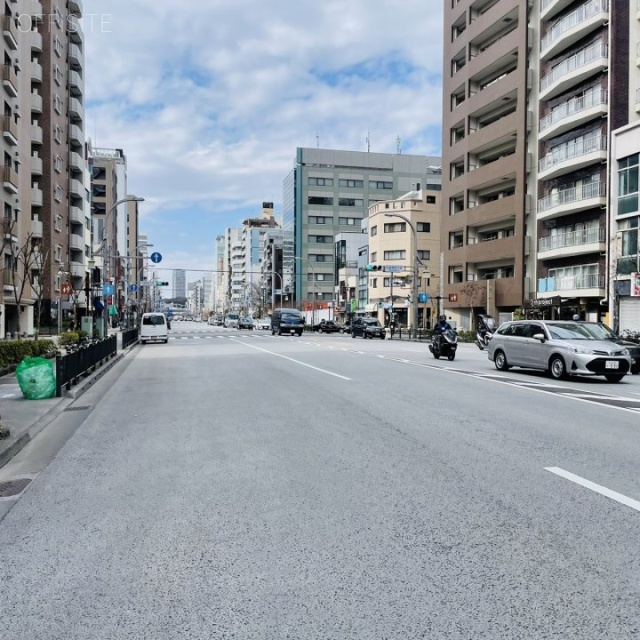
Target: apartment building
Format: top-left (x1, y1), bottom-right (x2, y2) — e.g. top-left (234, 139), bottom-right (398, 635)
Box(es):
top-left (0, 1), bottom-right (87, 336)
top-left (366, 187), bottom-right (442, 329)
top-left (282, 148), bottom-right (441, 310)
top-left (443, 0), bottom-right (639, 328)
top-left (442, 0), bottom-right (531, 328)
top-left (173, 269), bottom-right (186, 300)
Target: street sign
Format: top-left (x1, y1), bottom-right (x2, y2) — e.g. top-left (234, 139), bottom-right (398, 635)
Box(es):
top-left (61, 282), bottom-right (72, 295)
top-left (418, 292), bottom-right (429, 303)
top-left (103, 284), bottom-right (114, 296)
top-left (150, 252), bottom-right (162, 264)
top-left (130, 284), bottom-right (138, 292)
top-left (139, 281), bottom-right (154, 287)
top-left (384, 265), bottom-right (404, 273)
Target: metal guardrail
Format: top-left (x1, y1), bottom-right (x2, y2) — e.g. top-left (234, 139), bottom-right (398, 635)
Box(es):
top-left (55, 335), bottom-right (117, 397)
top-left (121, 327), bottom-right (139, 349)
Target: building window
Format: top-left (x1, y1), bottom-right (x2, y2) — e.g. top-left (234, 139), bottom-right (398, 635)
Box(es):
top-left (54, 215), bottom-right (62, 232)
top-left (308, 196), bottom-right (333, 205)
top-left (54, 125), bottom-right (62, 143)
top-left (338, 198), bottom-right (364, 207)
top-left (53, 64), bottom-right (63, 86)
top-left (54, 154), bottom-right (63, 173)
top-left (309, 216), bottom-right (330, 224)
top-left (308, 177), bottom-right (333, 186)
top-left (54, 94), bottom-right (63, 114)
top-left (384, 222), bottom-right (406, 233)
top-left (371, 225), bottom-right (377, 237)
top-left (618, 153), bottom-right (639, 215)
top-left (417, 250), bottom-right (431, 261)
top-left (54, 35), bottom-right (63, 57)
top-left (384, 250), bottom-right (406, 260)
top-left (308, 235), bottom-right (332, 243)
top-left (339, 179), bottom-right (364, 188)
top-left (339, 217), bottom-right (360, 225)
top-left (369, 180), bottom-right (393, 190)
top-left (54, 245), bottom-right (62, 263)
top-left (426, 195), bottom-right (437, 204)
top-left (54, 185), bottom-right (63, 202)
top-left (417, 222), bottom-right (431, 232)
top-left (310, 254), bottom-right (333, 263)
top-left (370, 252), bottom-right (377, 262)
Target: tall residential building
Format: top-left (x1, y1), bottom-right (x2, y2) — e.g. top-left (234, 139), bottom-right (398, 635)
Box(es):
top-left (282, 148), bottom-right (441, 310)
top-left (0, 1), bottom-right (88, 336)
top-left (442, 0), bottom-right (530, 328)
top-left (443, 0), bottom-right (639, 330)
top-left (214, 235), bottom-right (225, 313)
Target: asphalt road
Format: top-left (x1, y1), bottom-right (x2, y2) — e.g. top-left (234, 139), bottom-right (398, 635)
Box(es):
top-left (1, 324), bottom-right (640, 639)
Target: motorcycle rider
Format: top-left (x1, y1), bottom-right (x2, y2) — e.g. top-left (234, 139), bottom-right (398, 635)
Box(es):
top-left (433, 314), bottom-right (452, 350)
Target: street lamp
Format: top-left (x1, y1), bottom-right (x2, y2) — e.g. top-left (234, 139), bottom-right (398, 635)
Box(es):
top-left (100, 196), bottom-right (145, 335)
top-left (265, 270), bottom-right (284, 311)
top-left (294, 256), bottom-right (319, 326)
top-left (385, 213), bottom-right (419, 339)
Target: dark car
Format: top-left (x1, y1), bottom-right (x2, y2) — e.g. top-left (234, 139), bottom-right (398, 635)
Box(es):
top-left (312, 320), bottom-right (346, 334)
top-left (238, 316), bottom-right (254, 330)
top-left (351, 317), bottom-right (386, 339)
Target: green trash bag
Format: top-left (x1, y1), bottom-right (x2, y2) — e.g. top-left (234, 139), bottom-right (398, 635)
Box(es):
top-left (16, 357), bottom-right (56, 400)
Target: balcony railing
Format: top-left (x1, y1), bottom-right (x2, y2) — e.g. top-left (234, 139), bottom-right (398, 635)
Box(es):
top-left (539, 135), bottom-right (606, 172)
top-left (539, 89), bottom-right (607, 133)
top-left (537, 180), bottom-right (606, 212)
top-left (540, 41), bottom-right (608, 92)
top-left (538, 273), bottom-right (604, 292)
top-left (538, 226), bottom-right (604, 252)
top-left (540, 0), bottom-right (608, 53)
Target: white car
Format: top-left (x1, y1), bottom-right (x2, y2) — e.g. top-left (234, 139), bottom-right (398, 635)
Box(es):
top-left (257, 317), bottom-right (271, 330)
top-left (224, 313), bottom-right (240, 329)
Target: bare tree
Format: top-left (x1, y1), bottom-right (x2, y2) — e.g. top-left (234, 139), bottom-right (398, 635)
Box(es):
top-left (28, 243), bottom-right (50, 336)
top-left (460, 281), bottom-right (485, 331)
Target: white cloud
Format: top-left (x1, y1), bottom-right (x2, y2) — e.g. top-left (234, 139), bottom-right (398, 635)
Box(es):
top-left (82, 0), bottom-right (444, 271)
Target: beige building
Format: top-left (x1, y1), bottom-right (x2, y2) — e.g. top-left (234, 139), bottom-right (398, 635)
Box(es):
top-left (366, 187), bottom-right (442, 329)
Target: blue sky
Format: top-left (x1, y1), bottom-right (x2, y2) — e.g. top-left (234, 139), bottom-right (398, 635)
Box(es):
top-left (83, 0), bottom-right (444, 284)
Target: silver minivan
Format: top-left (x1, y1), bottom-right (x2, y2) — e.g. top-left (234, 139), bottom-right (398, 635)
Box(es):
top-left (487, 320), bottom-right (632, 382)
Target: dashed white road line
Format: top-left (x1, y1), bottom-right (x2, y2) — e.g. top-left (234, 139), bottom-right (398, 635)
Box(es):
top-left (545, 467), bottom-right (640, 513)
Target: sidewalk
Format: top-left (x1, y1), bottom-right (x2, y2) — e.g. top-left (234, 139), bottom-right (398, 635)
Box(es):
top-left (0, 329), bottom-right (128, 468)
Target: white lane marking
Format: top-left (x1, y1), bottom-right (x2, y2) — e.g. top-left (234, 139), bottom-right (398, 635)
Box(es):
top-left (231, 339), bottom-right (352, 381)
top-left (545, 467), bottom-right (640, 513)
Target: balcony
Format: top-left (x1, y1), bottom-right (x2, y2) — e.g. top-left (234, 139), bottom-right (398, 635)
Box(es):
top-left (31, 155), bottom-right (43, 176)
top-left (31, 187), bottom-right (43, 207)
top-left (2, 64), bottom-right (18, 97)
top-left (69, 97), bottom-right (83, 121)
top-left (538, 135), bottom-right (607, 181)
top-left (69, 234), bottom-right (84, 251)
top-left (69, 124), bottom-right (83, 146)
top-left (3, 166), bottom-right (18, 194)
top-left (539, 89), bottom-right (608, 140)
top-left (70, 262), bottom-right (86, 279)
top-left (537, 180), bottom-right (606, 221)
top-left (69, 205), bottom-right (84, 225)
top-left (68, 16), bottom-right (82, 44)
top-left (68, 70), bottom-right (82, 96)
top-left (540, 0), bottom-right (609, 62)
top-left (539, 41), bottom-right (608, 101)
top-left (31, 61), bottom-right (42, 83)
top-left (69, 179), bottom-right (84, 197)
top-left (68, 43), bottom-right (83, 69)
top-left (30, 30), bottom-right (42, 53)
top-left (31, 217), bottom-right (43, 239)
top-left (69, 0), bottom-right (83, 17)
top-left (537, 272), bottom-right (604, 297)
top-left (69, 151), bottom-right (83, 172)
top-left (30, 92), bottom-right (43, 114)
top-left (31, 123), bottom-right (43, 144)
top-left (542, 0), bottom-right (577, 20)
top-left (28, 1), bottom-right (43, 22)
top-left (538, 226), bottom-right (605, 259)
top-left (3, 15), bottom-right (18, 50)
top-left (2, 115), bottom-right (18, 146)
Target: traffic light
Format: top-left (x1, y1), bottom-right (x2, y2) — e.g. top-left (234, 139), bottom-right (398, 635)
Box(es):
top-left (366, 264), bottom-right (383, 271)
top-left (156, 280), bottom-right (169, 286)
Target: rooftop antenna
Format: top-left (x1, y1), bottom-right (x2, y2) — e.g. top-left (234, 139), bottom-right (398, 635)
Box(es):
top-left (366, 131), bottom-right (370, 152)
top-left (396, 135), bottom-right (401, 155)
top-left (316, 132), bottom-right (319, 148)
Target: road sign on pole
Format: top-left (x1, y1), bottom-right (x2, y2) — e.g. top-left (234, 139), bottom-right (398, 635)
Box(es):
top-left (150, 252), bottom-right (162, 264)
top-left (384, 265), bottom-right (404, 273)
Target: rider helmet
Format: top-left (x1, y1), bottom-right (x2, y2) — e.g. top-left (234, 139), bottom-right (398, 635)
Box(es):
top-left (439, 315), bottom-right (446, 322)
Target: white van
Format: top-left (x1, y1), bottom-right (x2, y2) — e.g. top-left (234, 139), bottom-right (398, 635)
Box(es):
top-left (140, 312), bottom-right (169, 344)
top-left (224, 313), bottom-right (240, 329)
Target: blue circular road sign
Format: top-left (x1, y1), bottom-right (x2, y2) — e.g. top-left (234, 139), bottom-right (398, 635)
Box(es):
top-left (150, 252), bottom-right (162, 264)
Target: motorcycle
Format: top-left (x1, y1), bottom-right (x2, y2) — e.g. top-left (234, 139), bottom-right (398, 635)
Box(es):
top-left (429, 328), bottom-right (458, 361)
top-left (475, 314), bottom-right (495, 351)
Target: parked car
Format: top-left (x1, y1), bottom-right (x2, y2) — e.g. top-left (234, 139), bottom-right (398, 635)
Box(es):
top-left (351, 317), bottom-right (386, 339)
top-left (238, 316), bottom-right (254, 330)
top-left (312, 320), bottom-right (346, 334)
top-left (487, 320), bottom-right (632, 382)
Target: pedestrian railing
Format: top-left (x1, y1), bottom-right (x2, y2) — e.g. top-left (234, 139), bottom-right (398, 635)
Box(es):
top-left (121, 327), bottom-right (139, 349)
top-left (55, 335), bottom-right (117, 397)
